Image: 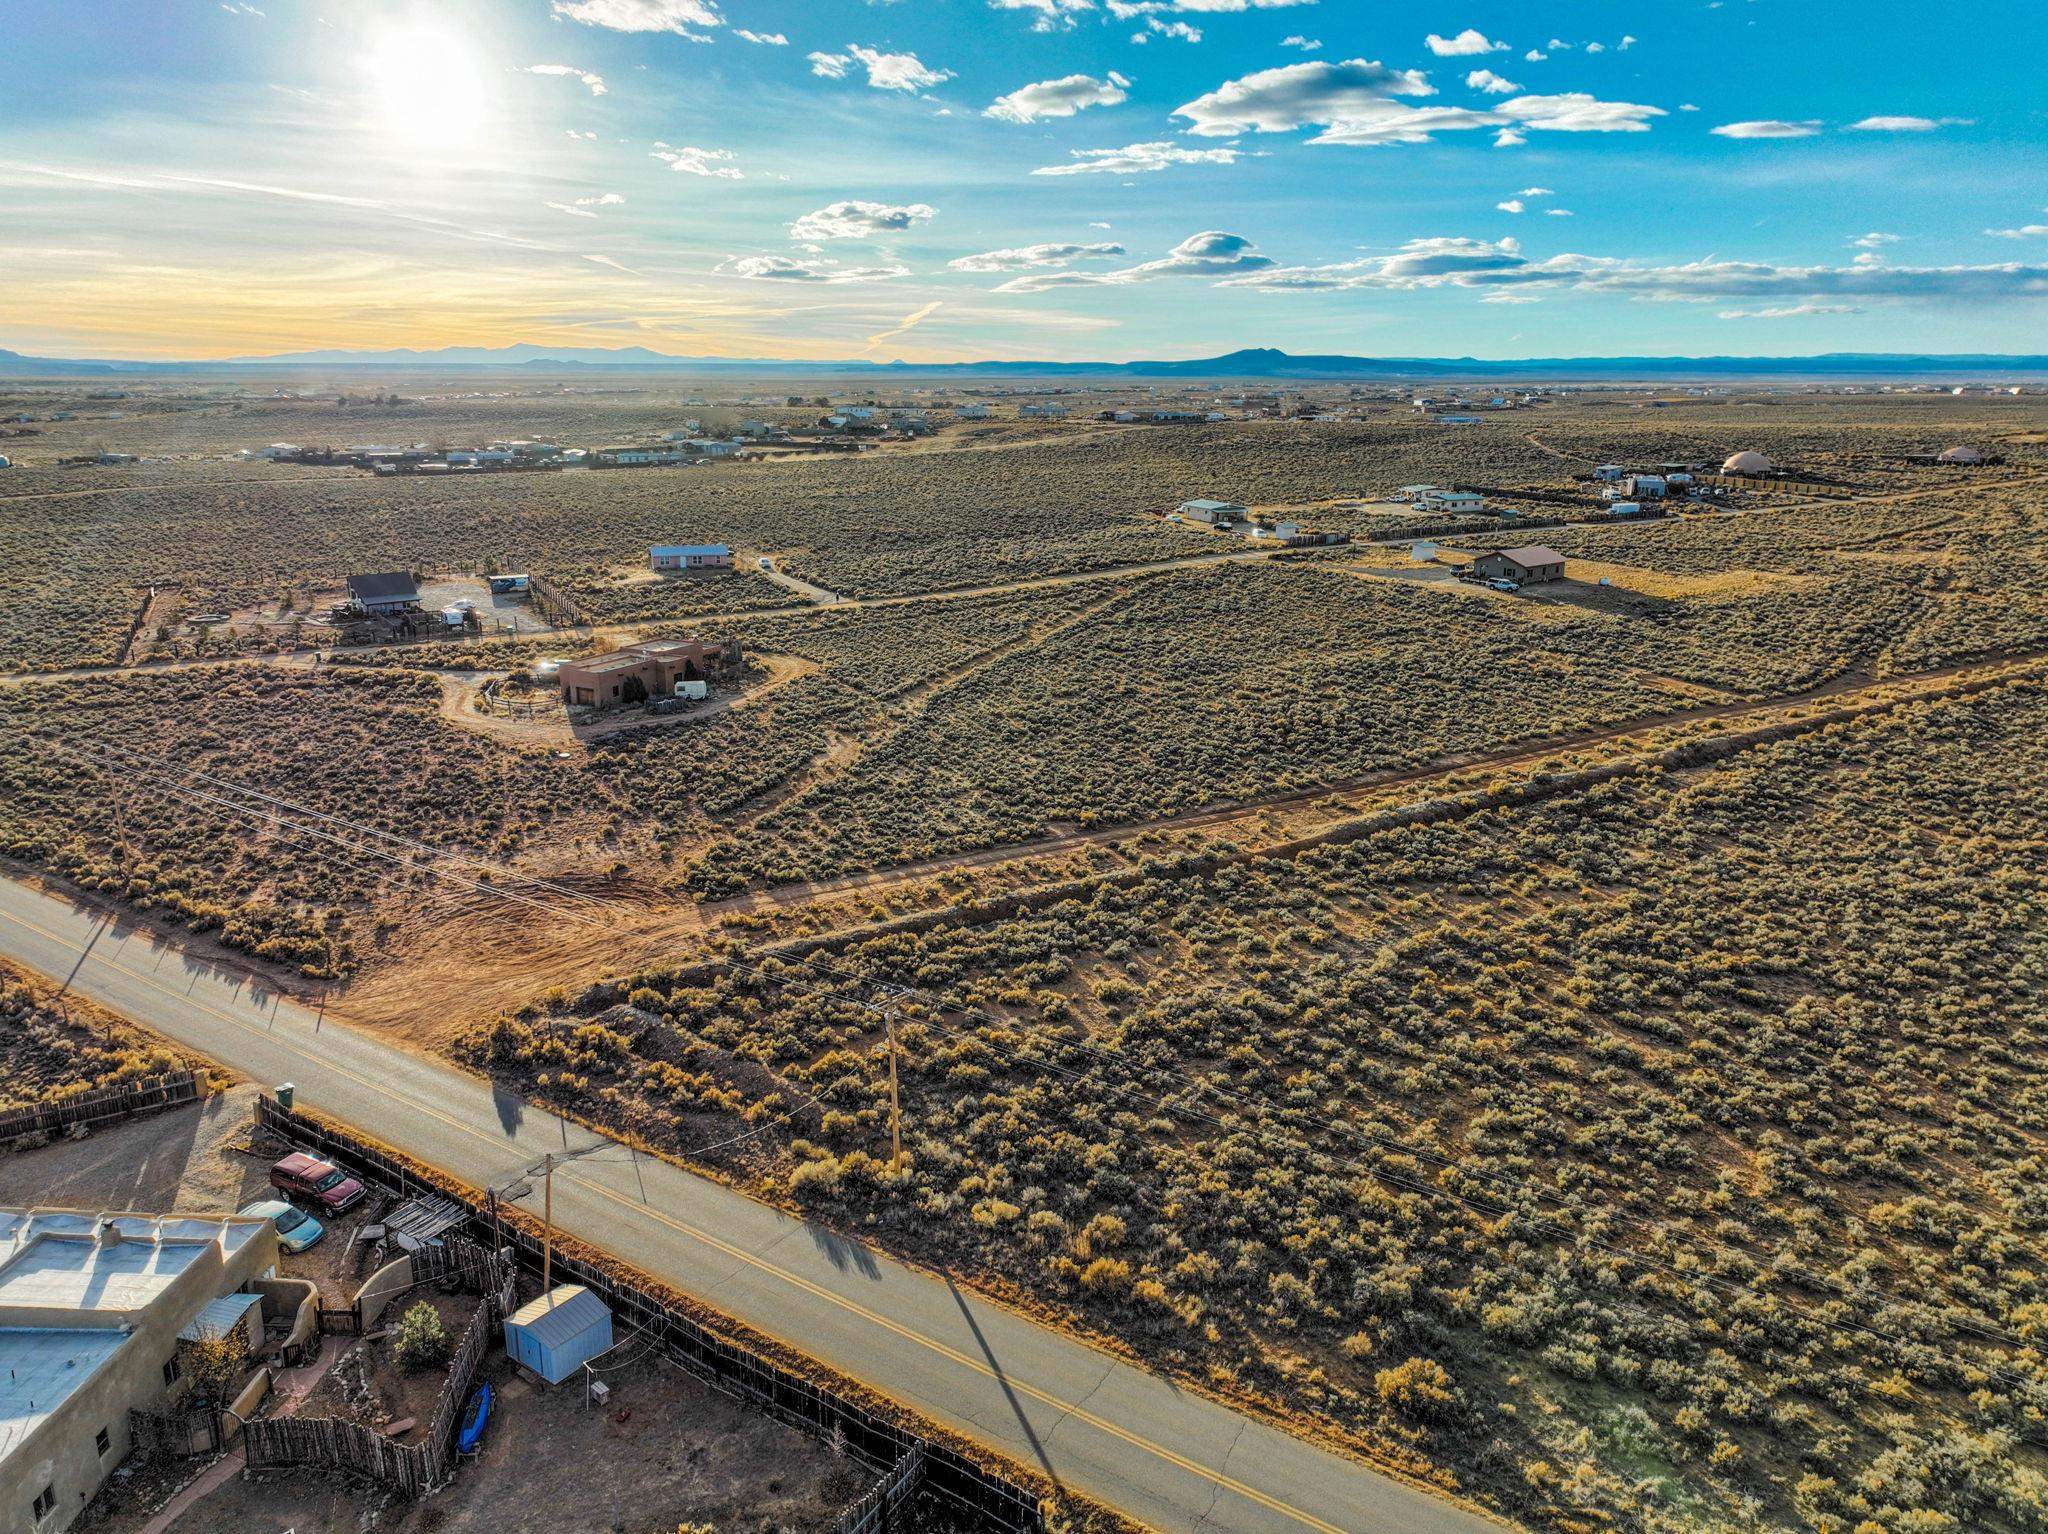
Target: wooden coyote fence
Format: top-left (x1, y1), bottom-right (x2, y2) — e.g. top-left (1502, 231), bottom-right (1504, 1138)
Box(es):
top-left (837, 1447), bottom-right (926, 1534)
top-left (0, 1071), bottom-right (206, 1145)
top-left (244, 1237), bottom-right (513, 1495)
top-left (525, 572), bottom-right (588, 629)
top-left (255, 1097), bottom-right (1046, 1533)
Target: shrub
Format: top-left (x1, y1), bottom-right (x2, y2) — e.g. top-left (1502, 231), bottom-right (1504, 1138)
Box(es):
top-left (394, 1301), bottom-right (452, 1372)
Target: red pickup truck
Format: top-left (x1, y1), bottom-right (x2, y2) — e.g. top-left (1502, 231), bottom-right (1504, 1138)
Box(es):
top-left (269, 1152), bottom-right (367, 1214)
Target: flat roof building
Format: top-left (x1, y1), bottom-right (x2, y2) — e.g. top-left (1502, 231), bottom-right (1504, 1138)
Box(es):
top-left (557, 636), bottom-right (736, 709)
top-left (649, 543), bottom-right (733, 571)
top-left (0, 1209), bottom-right (279, 1534)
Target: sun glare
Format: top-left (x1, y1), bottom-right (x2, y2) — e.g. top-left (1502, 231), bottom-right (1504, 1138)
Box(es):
top-left (363, 23), bottom-right (488, 152)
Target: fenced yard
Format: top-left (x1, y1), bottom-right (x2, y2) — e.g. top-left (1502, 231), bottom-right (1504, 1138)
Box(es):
top-left (244, 1237), bottom-right (515, 1495)
top-left (255, 1095), bottom-right (1046, 1532)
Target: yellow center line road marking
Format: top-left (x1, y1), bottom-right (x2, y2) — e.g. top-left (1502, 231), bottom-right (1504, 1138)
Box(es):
top-left (0, 903), bottom-right (1350, 1534)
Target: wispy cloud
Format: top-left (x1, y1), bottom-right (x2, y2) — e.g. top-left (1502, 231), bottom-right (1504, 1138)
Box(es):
top-left (522, 64), bottom-right (608, 96)
top-left (723, 254), bottom-right (911, 283)
top-left (652, 144), bottom-right (742, 179)
top-left (808, 45), bottom-right (953, 92)
top-left (1031, 141), bottom-right (1242, 175)
top-left (550, 0), bottom-right (722, 37)
top-left (995, 230), bottom-right (1274, 292)
top-left (1847, 115), bottom-right (1970, 132)
top-left (861, 299), bottom-right (943, 353)
top-left (950, 241), bottom-right (1127, 272)
top-left (1711, 120), bottom-right (1822, 139)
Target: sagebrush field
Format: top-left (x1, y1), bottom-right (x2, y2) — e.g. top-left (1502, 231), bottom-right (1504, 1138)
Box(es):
top-left (3, 378), bottom-right (2046, 1532)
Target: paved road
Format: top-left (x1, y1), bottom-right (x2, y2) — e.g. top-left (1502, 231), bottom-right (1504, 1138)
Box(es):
top-left (0, 876), bottom-right (1504, 1534)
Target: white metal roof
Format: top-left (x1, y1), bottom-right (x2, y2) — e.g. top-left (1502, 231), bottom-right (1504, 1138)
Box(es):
top-left (505, 1284), bottom-right (609, 1350)
top-left (179, 1291), bottom-right (263, 1344)
top-left (650, 544), bottom-right (731, 557)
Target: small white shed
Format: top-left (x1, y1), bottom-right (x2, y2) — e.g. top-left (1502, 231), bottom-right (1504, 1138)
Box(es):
top-left (504, 1284), bottom-right (612, 1384)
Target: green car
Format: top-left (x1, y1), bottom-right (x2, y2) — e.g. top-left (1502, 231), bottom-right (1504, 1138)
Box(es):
top-left (240, 1196), bottom-right (326, 1254)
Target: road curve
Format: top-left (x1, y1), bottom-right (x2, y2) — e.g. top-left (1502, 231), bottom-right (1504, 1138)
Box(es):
top-left (0, 875), bottom-right (1506, 1534)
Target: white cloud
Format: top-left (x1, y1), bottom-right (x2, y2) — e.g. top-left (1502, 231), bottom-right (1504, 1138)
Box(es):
top-left (1109, 0), bottom-right (1314, 10)
top-left (808, 44), bottom-right (954, 91)
top-left (1847, 115), bottom-right (1967, 132)
top-left (1173, 64), bottom-right (1660, 145)
top-left (734, 28), bottom-right (787, 44)
top-left (523, 64), bottom-right (607, 96)
top-left (996, 230), bottom-right (1275, 292)
top-left (1031, 140), bottom-right (1242, 175)
top-left (1987, 225), bottom-right (2048, 239)
top-left (1173, 59), bottom-right (1433, 136)
top-left (1466, 69), bottom-right (1519, 94)
top-left (1310, 92), bottom-right (1663, 147)
top-left (986, 72), bottom-right (1129, 123)
top-left (990, 0), bottom-right (1095, 30)
top-left (1518, 186), bottom-right (1553, 197)
top-left (548, 192), bottom-right (625, 217)
top-left (1496, 199), bottom-right (1524, 213)
top-left (790, 200), bottom-right (937, 240)
top-left (1718, 304), bottom-right (1864, 319)
top-left (651, 144), bottom-right (742, 179)
top-left (1711, 119), bottom-right (1822, 139)
top-left (550, 0), bottom-right (722, 35)
top-left (1280, 35), bottom-right (1321, 51)
top-left (1544, 207), bottom-right (1573, 216)
top-left (949, 241), bottom-right (1127, 272)
top-left (724, 255), bottom-right (910, 283)
top-left (1425, 29), bottom-right (1506, 56)
top-left (1216, 238), bottom-right (2048, 308)
top-left (1852, 231), bottom-right (1899, 249)
top-left (1135, 17), bottom-right (1201, 41)
top-left (1523, 49), bottom-right (1547, 61)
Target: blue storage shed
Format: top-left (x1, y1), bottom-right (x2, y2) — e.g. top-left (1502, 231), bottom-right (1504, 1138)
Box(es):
top-left (503, 1284), bottom-right (612, 1384)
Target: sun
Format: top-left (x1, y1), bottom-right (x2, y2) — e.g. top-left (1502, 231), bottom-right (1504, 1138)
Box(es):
top-left (362, 21), bottom-right (490, 152)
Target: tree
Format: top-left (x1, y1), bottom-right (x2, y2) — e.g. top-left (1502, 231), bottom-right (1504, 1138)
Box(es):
top-left (394, 1300), bottom-right (452, 1372)
top-left (183, 1334), bottom-right (247, 1406)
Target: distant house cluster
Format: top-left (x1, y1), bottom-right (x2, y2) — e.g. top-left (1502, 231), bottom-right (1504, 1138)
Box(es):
top-left (1173, 498), bottom-right (1347, 547)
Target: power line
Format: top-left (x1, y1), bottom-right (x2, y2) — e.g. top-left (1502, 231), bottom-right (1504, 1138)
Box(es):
top-left (7, 727), bottom-right (2041, 1390)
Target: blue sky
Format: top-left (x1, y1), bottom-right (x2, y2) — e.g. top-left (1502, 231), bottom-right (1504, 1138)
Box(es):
top-left (2, 0), bottom-right (2045, 360)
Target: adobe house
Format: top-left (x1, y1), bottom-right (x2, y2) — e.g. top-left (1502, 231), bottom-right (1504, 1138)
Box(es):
top-left (557, 637), bottom-right (737, 708)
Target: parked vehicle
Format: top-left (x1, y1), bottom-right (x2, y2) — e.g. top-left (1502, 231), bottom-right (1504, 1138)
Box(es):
top-left (239, 1196), bottom-right (326, 1253)
top-left (1485, 577), bottom-right (1522, 592)
top-left (269, 1151), bottom-right (367, 1214)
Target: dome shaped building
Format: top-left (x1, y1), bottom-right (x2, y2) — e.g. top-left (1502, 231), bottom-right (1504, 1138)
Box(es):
top-left (1936, 445), bottom-right (1984, 465)
top-left (1721, 450), bottom-right (1773, 475)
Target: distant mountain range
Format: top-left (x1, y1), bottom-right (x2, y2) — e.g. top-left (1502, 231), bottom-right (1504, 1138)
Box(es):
top-left (3, 342), bottom-right (2046, 380)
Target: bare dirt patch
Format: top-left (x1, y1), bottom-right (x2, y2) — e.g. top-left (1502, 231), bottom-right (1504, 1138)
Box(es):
top-left (98, 1351), bottom-right (870, 1534)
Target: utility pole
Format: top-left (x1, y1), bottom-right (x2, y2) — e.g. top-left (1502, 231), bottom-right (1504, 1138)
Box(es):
top-left (884, 1002), bottom-right (902, 1173)
top-left (871, 983), bottom-right (911, 1177)
top-left (541, 1152), bottom-right (555, 1293)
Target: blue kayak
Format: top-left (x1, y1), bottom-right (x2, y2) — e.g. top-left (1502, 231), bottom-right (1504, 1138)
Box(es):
top-left (456, 1382), bottom-right (493, 1454)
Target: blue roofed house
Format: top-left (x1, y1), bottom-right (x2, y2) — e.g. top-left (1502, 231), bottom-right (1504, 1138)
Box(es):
top-left (0, 1209), bottom-right (279, 1533)
top-left (649, 544), bottom-right (733, 571)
